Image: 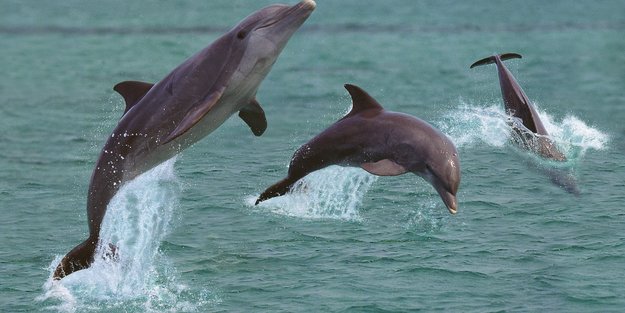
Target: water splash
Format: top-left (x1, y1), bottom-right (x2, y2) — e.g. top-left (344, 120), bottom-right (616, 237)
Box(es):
top-left (403, 198), bottom-right (449, 233)
top-left (437, 100), bottom-right (608, 194)
top-left (437, 102), bottom-right (512, 148)
top-left (437, 100), bottom-right (608, 159)
top-left (248, 166), bottom-right (377, 221)
top-left (533, 108), bottom-right (609, 159)
top-left (39, 159), bottom-right (219, 312)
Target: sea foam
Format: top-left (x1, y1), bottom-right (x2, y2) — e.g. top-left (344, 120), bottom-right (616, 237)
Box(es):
top-left (436, 100), bottom-right (608, 194)
top-left (249, 166), bottom-right (377, 221)
top-left (437, 100), bottom-right (608, 160)
top-left (39, 158), bottom-right (219, 312)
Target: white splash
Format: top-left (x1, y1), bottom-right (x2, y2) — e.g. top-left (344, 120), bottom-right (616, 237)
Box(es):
top-left (39, 159), bottom-right (219, 312)
top-left (249, 166), bottom-right (377, 221)
top-left (437, 100), bottom-right (609, 160)
top-left (437, 100), bottom-right (608, 194)
top-left (531, 105), bottom-right (609, 159)
top-left (437, 102), bottom-right (512, 148)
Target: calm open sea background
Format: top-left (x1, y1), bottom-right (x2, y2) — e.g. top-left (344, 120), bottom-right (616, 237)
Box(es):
top-left (1, 0), bottom-right (624, 312)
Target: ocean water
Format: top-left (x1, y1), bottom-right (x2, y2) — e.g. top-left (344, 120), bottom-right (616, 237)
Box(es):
top-left (1, 0), bottom-right (624, 312)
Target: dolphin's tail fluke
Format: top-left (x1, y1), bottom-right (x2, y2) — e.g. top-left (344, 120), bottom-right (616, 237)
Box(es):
top-left (470, 53), bottom-right (522, 68)
top-left (53, 238), bottom-right (97, 280)
top-left (255, 177), bottom-right (297, 205)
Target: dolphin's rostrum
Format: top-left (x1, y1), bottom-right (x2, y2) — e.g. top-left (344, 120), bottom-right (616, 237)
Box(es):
top-left (54, 0), bottom-right (316, 279)
top-left (255, 84), bottom-right (461, 214)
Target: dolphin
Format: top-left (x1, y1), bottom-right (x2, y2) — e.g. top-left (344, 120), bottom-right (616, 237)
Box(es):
top-left (53, 0), bottom-right (316, 279)
top-left (255, 84), bottom-right (461, 214)
top-left (470, 53), bottom-right (566, 161)
top-left (471, 53), bottom-right (580, 194)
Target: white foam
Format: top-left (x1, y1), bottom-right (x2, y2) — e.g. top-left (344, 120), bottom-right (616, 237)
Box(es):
top-left (249, 166), bottom-right (377, 221)
top-left (532, 105), bottom-right (609, 158)
top-left (39, 158), bottom-right (220, 312)
top-left (437, 101), bottom-right (512, 148)
top-left (437, 100), bottom-right (609, 161)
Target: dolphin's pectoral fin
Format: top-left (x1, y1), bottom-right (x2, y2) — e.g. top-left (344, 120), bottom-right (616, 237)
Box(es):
top-left (162, 86), bottom-right (226, 145)
top-left (239, 99), bottom-right (267, 136)
top-left (360, 159), bottom-right (407, 176)
top-left (113, 81), bottom-right (154, 115)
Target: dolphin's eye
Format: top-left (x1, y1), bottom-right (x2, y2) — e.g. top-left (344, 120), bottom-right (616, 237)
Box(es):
top-left (237, 30), bottom-right (247, 39)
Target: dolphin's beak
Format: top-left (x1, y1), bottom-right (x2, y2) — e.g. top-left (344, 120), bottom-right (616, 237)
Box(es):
top-left (432, 180), bottom-right (458, 214)
top-left (440, 190), bottom-right (458, 214)
top-left (257, 0), bottom-right (315, 39)
top-left (285, 0), bottom-right (316, 16)
top-left (297, 0), bottom-right (316, 10)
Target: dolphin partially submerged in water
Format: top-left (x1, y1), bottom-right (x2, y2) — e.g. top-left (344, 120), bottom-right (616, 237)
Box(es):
top-left (255, 84), bottom-right (461, 214)
top-left (54, 0), bottom-right (316, 279)
top-left (471, 53), bottom-right (579, 194)
top-left (470, 53), bottom-right (566, 161)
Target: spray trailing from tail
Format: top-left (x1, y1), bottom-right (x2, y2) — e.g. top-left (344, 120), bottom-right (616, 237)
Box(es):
top-left (39, 159), bottom-right (219, 312)
top-left (250, 166), bottom-right (377, 221)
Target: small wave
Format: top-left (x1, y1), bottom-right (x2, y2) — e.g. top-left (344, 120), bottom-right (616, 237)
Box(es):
top-left (248, 166), bottom-right (377, 221)
top-left (39, 159), bottom-right (220, 312)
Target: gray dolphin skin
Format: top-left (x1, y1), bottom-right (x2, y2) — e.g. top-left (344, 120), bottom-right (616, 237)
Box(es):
top-left (53, 0), bottom-right (316, 279)
top-left (470, 53), bottom-right (566, 161)
top-left (255, 84), bottom-right (461, 214)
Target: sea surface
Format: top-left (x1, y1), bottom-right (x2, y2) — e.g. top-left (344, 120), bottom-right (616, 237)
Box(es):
top-left (1, 0), bottom-right (624, 312)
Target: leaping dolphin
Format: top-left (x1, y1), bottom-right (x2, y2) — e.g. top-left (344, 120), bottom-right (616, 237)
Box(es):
top-left (470, 53), bottom-right (566, 161)
top-left (255, 84), bottom-right (461, 214)
top-left (54, 0), bottom-right (316, 279)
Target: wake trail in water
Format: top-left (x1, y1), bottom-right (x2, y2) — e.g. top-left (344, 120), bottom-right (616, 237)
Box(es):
top-left (39, 159), bottom-right (218, 312)
top-left (248, 166), bottom-right (378, 221)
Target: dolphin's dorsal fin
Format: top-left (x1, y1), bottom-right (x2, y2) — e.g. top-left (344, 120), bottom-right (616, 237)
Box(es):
top-left (113, 81), bottom-right (154, 115)
top-left (239, 98), bottom-right (267, 136)
top-left (161, 85), bottom-right (226, 145)
top-left (361, 159), bottom-right (407, 176)
top-left (343, 84), bottom-right (384, 118)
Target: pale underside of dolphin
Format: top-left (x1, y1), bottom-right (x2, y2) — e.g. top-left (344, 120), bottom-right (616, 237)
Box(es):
top-left (53, 0), bottom-right (316, 279)
top-left (255, 84), bottom-right (461, 214)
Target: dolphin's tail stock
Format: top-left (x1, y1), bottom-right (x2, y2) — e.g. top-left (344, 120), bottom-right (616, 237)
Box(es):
top-left (53, 238), bottom-right (97, 280)
top-left (255, 177), bottom-right (298, 205)
top-left (470, 53), bottom-right (522, 68)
